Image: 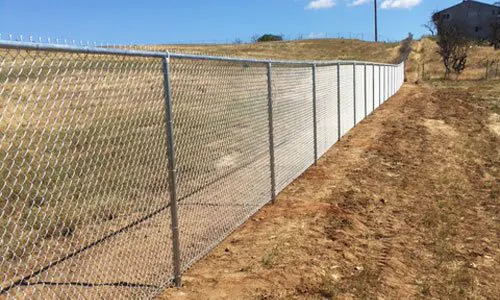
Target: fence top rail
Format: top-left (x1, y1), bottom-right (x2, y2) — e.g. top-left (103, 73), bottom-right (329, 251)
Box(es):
top-left (0, 39), bottom-right (402, 67)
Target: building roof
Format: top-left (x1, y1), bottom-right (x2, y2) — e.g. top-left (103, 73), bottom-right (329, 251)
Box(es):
top-left (436, 1), bottom-right (499, 14)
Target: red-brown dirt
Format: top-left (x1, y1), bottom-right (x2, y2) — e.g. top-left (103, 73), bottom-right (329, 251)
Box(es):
top-left (160, 81), bottom-right (499, 299)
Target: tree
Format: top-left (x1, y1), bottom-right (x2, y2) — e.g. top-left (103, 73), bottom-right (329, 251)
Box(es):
top-left (491, 21), bottom-right (500, 50)
top-left (422, 21), bottom-right (436, 36)
top-left (433, 14), bottom-right (470, 78)
top-left (255, 34), bottom-right (284, 43)
top-left (397, 33), bottom-right (413, 63)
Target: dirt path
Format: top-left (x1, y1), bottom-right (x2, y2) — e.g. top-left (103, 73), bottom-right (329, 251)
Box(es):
top-left (160, 82), bottom-right (499, 299)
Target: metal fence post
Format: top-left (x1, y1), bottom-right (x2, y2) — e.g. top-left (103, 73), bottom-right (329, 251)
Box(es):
top-left (312, 64), bottom-right (318, 165)
top-left (379, 66), bottom-right (382, 106)
top-left (392, 67), bottom-right (394, 95)
top-left (390, 66), bottom-right (392, 96)
top-left (389, 66), bottom-right (391, 97)
top-left (391, 66), bottom-right (393, 95)
top-left (353, 63), bottom-right (357, 124)
top-left (383, 66), bottom-right (386, 102)
top-left (162, 55), bottom-right (182, 287)
top-left (372, 64), bottom-right (375, 111)
top-left (337, 63), bottom-right (341, 140)
top-left (389, 67), bottom-right (391, 96)
top-left (266, 62), bottom-right (276, 203)
top-left (385, 66), bottom-right (387, 101)
top-left (388, 66), bottom-right (391, 96)
top-left (394, 66), bottom-right (396, 94)
top-left (364, 63), bottom-right (367, 118)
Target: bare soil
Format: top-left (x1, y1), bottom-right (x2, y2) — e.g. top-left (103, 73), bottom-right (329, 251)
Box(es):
top-left (160, 80), bottom-right (499, 299)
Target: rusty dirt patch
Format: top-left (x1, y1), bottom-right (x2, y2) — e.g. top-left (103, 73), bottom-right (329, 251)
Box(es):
top-left (160, 82), bottom-right (499, 300)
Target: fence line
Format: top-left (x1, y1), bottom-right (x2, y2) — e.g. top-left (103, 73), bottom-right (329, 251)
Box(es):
top-left (0, 39), bottom-right (405, 299)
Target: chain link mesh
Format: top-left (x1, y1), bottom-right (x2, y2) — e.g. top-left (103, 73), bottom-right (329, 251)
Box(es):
top-left (366, 65), bottom-right (374, 115)
top-left (374, 65), bottom-right (381, 109)
top-left (381, 66), bottom-right (386, 103)
top-left (0, 47), bottom-right (175, 298)
top-left (272, 64), bottom-right (315, 193)
top-left (0, 40), bottom-right (405, 299)
top-left (168, 58), bottom-right (272, 271)
top-left (355, 64), bottom-right (365, 124)
top-left (339, 64), bottom-right (355, 137)
top-left (315, 65), bottom-right (339, 158)
top-left (385, 66), bottom-right (390, 101)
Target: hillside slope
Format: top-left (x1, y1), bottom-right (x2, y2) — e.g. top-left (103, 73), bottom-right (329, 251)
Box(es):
top-left (145, 39), bottom-right (401, 63)
top-left (406, 38), bottom-right (500, 82)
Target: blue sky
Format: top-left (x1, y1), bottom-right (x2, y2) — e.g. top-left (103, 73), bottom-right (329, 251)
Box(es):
top-left (0, 0), bottom-right (488, 44)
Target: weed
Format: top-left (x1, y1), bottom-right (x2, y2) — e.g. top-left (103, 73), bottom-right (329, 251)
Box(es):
top-left (262, 251), bottom-right (274, 268)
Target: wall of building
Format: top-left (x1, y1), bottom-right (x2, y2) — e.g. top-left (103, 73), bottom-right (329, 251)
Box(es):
top-left (438, 1), bottom-right (500, 40)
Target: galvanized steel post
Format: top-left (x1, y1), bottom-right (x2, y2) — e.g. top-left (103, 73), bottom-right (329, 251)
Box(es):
top-left (382, 66), bottom-right (385, 102)
top-left (384, 66), bottom-right (386, 101)
top-left (388, 66), bottom-right (390, 98)
top-left (372, 64), bottom-right (375, 111)
top-left (389, 67), bottom-right (393, 96)
top-left (353, 63), bottom-right (357, 124)
top-left (384, 66), bottom-right (387, 101)
top-left (162, 55), bottom-right (182, 287)
top-left (364, 63), bottom-right (367, 117)
top-left (312, 64), bottom-right (318, 165)
top-left (386, 66), bottom-right (389, 99)
top-left (389, 67), bottom-right (394, 96)
top-left (266, 62), bottom-right (277, 203)
top-left (393, 66), bottom-right (395, 94)
top-left (337, 63), bottom-right (341, 140)
top-left (388, 66), bottom-right (391, 96)
top-left (379, 65), bottom-right (382, 106)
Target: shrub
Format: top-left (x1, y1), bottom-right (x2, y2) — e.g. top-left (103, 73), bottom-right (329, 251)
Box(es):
top-left (398, 33), bottom-right (413, 62)
top-left (491, 21), bottom-right (500, 50)
top-left (433, 15), bottom-right (470, 78)
top-left (255, 34), bottom-right (284, 43)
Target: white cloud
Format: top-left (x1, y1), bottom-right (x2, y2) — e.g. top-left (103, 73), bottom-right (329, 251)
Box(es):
top-left (380, 0), bottom-right (422, 9)
top-left (350, 0), bottom-right (371, 6)
top-left (306, 0), bottom-right (336, 10)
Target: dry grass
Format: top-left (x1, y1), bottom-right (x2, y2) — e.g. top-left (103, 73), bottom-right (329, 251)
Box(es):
top-left (407, 38), bottom-right (500, 81)
top-left (144, 39), bottom-right (401, 63)
top-left (0, 50), bottom-right (171, 287)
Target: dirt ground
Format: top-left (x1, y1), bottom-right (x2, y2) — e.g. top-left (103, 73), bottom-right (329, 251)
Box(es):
top-left (160, 79), bottom-right (499, 299)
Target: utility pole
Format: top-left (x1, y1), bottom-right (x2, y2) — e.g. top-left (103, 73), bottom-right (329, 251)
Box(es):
top-left (374, 0), bottom-right (378, 42)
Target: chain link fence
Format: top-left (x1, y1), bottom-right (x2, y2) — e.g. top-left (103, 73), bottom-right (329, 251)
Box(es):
top-left (0, 39), bottom-right (405, 299)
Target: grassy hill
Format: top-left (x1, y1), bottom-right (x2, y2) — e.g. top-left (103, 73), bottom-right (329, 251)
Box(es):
top-left (145, 39), bottom-right (402, 63)
top-left (407, 38), bottom-right (500, 82)
top-left (147, 37), bottom-right (500, 81)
